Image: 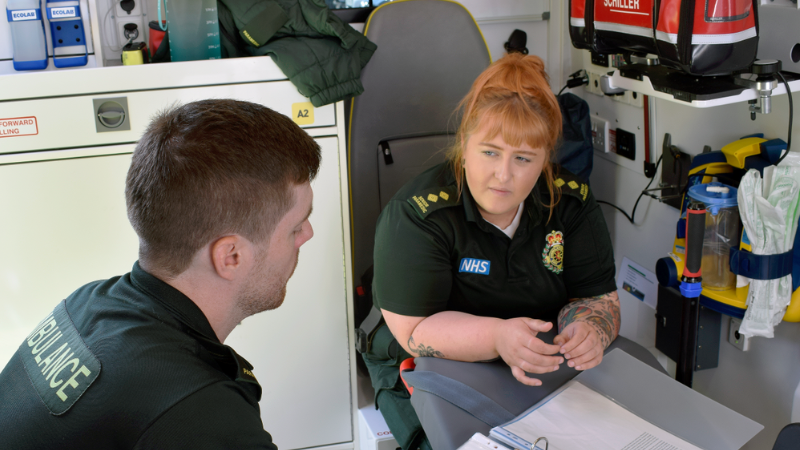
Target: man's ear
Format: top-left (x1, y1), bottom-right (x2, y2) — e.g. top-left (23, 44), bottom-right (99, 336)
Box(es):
top-left (209, 235), bottom-right (251, 281)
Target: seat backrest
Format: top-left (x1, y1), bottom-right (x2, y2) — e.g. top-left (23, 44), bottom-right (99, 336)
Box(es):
top-left (348, 0), bottom-right (491, 298)
top-left (773, 423), bottom-right (800, 450)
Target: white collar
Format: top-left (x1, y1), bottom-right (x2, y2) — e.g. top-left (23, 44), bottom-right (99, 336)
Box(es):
top-left (488, 202), bottom-right (524, 239)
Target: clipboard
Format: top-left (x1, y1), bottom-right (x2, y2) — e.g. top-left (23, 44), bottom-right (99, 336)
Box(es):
top-left (464, 349), bottom-right (762, 450)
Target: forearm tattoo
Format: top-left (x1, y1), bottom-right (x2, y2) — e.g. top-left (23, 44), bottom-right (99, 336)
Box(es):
top-left (558, 292), bottom-right (621, 349)
top-left (408, 335), bottom-right (445, 358)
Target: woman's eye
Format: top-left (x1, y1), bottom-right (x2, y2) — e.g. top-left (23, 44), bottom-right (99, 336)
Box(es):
top-left (516, 156), bottom-right (531, 163)
top-left (482, 150), bottom-right (497, 157)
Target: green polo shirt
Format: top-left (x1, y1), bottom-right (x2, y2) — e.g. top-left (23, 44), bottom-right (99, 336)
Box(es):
top-left (373, 163), bottom-right (617, 323)
top-left (0, 262), bottom-right (276, 450)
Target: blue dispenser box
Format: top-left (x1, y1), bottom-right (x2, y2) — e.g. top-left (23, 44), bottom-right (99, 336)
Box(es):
top-left (46, 0), bottom-right (88, 68)
top-left (6, 0), bottom-right (49, 71)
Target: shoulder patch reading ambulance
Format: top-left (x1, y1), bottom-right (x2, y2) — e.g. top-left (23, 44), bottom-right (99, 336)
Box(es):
top-left (19, 300), bottom-right (101, 415)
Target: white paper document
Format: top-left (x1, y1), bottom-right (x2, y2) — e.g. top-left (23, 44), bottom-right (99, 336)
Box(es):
top-left (457, 433), bottom-right (509, 450)
top-left (493, 382), bottom-right (703, 450)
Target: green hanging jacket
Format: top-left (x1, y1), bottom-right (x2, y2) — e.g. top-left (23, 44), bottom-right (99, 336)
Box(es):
top-left (218, 0), bottom-right (377, 107)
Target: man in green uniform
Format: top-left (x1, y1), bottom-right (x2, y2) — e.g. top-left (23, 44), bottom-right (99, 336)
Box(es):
top-left (0, 99), bottom-right (320, 449)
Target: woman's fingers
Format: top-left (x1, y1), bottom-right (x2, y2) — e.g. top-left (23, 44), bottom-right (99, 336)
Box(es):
top-left (510, 365), bottom-right (543, 387)
top-left (557, 322), bottom-right (604, 370)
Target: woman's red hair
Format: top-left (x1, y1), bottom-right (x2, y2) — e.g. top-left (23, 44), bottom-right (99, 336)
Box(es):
top-left (448, 52), bottom-right (562, 219)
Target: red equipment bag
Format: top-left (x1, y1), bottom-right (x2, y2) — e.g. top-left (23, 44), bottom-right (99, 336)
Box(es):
top-left (592, 0), bottom-right (658, 55)
top-left (569, 0), bottom-right (759, 77)
top-left (655, 0), bottom-right (759, 76)
top-left (569, 0), bottom-right (593, 50)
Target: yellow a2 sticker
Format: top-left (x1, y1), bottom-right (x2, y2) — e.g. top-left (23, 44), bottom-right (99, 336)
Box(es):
top-left (292, 102), bottom-right (314, 125)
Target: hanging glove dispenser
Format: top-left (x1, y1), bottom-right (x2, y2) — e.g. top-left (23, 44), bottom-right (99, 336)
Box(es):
top-left (46, 0), bottom-right (88, 68)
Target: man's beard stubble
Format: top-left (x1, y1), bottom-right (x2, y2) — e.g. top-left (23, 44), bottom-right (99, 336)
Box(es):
top-left (237, 252), bottom-right (299, 318)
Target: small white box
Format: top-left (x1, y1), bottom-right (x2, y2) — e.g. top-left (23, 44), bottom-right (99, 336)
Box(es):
top-left (359, 406), bottom-right (399, 450)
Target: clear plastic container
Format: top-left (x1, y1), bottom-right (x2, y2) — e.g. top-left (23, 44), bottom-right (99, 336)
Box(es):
top-left (687, 182), bottom-right (741, 291)
top-left (166, 0), bottom-right (222, 61)
top-left (7, 0), bottom-right (49, 70)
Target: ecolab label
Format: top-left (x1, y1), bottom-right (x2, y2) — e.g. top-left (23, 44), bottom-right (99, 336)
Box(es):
top-left (0, 117), bottom-right (38, 138)
top-left (49, 6), bottom-right (76, 18)
top-left (10, 9), bottom-right (39, 21)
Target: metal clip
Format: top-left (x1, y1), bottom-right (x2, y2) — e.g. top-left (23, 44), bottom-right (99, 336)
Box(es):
top-left (532, 437), bottom-right (548, 450)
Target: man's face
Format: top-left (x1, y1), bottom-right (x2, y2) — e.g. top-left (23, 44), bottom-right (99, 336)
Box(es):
top-left (237, 182), bottom-right (314, 316)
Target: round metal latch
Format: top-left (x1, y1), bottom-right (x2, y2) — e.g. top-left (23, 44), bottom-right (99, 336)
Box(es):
top-left (751, 59), bottom-right (782, 77)
top-left (97, 101), bottom-right (126, 129)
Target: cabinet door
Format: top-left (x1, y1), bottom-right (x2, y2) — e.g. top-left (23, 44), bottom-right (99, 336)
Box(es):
top-left (225, 136), bottom-right (353, 449)
top-left (0, 148), bottom-right (139, 363)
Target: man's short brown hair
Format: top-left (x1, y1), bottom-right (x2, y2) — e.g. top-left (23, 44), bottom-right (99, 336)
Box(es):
top-left (126, 99), bottom-right (321, 278)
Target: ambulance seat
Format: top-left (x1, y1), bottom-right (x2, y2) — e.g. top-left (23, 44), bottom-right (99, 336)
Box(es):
top-left (773, 423), bottom-right (800, 450)
top-left (348, 0), bottom-right (491, 327)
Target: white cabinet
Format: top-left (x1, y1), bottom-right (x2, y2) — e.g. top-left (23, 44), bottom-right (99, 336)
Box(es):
top-left (0, 58), bottom-right (356, 450)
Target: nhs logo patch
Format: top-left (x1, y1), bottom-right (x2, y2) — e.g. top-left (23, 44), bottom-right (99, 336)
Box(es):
top-left (50, 6), bottom-right (77, 18)
top-left (11, 9), bottom-right (38, 21)
top-left (459, 258), bottom-right (491, 275)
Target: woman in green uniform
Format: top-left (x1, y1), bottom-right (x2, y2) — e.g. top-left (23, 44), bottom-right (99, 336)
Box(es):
top-left (363, 53), bottom-right (621, 450)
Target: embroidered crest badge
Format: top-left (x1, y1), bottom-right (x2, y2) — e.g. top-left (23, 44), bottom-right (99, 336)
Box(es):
top-left (542, 230), bottom-right (564, 274)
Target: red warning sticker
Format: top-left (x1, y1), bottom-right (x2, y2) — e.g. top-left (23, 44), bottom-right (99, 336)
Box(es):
top-left (0, 116), bottom-right (38, 138)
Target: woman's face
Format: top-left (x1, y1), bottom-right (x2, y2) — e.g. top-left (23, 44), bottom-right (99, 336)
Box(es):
top-left (463, 124), bottom-right (546, 228)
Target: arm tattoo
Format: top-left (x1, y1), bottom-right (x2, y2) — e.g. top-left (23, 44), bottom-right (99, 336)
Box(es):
top-left (408, 336), bottom-right (445, 358)
top-left (558, 292), bottom-right (621, 349)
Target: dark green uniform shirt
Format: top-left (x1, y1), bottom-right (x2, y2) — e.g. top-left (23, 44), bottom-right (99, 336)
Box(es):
top-left (0, 262), bottom-right (277, 450)
top-left (373, 163), bottom-right (617, 323)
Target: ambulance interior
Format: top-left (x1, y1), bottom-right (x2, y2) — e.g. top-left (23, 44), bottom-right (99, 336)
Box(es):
top-left (2, 1), bottom-right (800, 449)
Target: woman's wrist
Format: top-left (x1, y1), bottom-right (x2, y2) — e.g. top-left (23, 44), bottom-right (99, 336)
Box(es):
top-left (558, 292), bottom-right (621, 349)
top-left (489, 317), bottom-right (506, 359)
